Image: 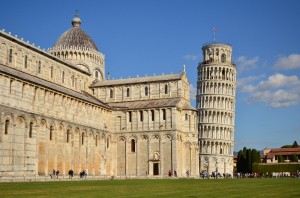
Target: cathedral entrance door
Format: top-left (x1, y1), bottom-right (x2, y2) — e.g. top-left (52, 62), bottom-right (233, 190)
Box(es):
top-left (153, 163), bottom-right (159, 175)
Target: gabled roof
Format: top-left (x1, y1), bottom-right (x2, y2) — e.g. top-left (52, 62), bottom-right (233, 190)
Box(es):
top-left (108, 97), bottom-right (196, 111)
top-left (0, 65), bottom-right (110, 109)
top-left (265, 147), bottom-right (300, 159)
top-left (91, 72), bottom-right (185, 87)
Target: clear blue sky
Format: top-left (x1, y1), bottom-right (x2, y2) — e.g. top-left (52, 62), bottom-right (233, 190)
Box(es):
top-left (1, 0), bottom-right (299, 151)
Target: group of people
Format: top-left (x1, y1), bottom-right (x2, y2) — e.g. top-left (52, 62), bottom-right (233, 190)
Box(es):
top-left (200, 171), bottom-right (232, 179)
top-left (234, 172), bottom-right (300, 178)
top-left (167, 170), bottom-right (179, 177)
top-left (79, 170), bottom-right (87, 179)
top-left (50, 169), bottom-right (88, 179)
top-left (51, 169), bottom-right (60, 179)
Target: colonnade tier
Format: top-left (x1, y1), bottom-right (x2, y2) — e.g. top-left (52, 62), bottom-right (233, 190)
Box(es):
top-left (198, 110), bottom-right (235, 126)
top-left (49, 47), bottom-right (104, 66)
top-left (197, 64), bottom-right (236, 82)
top-left (199, 125), bottom-right (234, 141)
top-left (196, 95), bottom-right (235, 111)
top-left (199, 140), bottom-right (234, 156)
top-left (197, 81), bottom-right (236, 96)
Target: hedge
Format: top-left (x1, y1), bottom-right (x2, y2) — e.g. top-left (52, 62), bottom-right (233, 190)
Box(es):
top-left (252, 163), bottom-right (300, 174)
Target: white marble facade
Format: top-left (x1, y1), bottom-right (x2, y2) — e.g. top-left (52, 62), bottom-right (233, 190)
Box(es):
top-left (0, 14), bottom-right (198, 179)
top-left (196, 43), bottom-right (236, 175)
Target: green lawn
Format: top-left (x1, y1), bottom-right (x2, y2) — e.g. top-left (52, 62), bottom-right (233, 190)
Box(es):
top-left (0, 178), bottom-right (299, 197)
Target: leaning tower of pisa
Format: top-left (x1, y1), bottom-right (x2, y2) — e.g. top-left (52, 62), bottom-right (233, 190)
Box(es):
top-left (196, 43), bottom-right (236, 175)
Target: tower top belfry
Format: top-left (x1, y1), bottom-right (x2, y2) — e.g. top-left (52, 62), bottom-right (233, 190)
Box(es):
top-left (202, 43), bottom-right (233, 65)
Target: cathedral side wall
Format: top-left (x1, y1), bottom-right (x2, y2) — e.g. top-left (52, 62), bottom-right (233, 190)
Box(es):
top-left (0, 73), bottom-right (111, 130)
top-left (111, 107), bottom-right (198, 177)
top-left (0, 70), bottom-right (114, 178)
top-left (0, 33), bottom-right (91, 93)
top-left (96, 81), bottom-right (181, 103)
top-left (0, 105), bottom-right (113, 178)
top-left (111, 107), bottom-right (197, 133)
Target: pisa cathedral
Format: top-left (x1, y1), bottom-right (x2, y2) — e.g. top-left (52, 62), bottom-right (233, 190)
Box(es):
top-left (0, 13), bottom-right (235, 180)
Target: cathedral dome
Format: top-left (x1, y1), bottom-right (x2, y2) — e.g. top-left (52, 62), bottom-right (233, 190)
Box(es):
top-left (53, 14), bottom-right (98, 51)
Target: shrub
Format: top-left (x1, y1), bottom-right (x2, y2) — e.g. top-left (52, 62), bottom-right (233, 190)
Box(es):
top-left (252, 163), bottom-right (300, 174)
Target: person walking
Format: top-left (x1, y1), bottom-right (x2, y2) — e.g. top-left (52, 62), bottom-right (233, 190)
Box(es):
top-left (68, 169), bottom-right (73, 179)
top-left (52, 169), bottom-right (56, 179)
top-left (56, 170), bottom-right (59, 179)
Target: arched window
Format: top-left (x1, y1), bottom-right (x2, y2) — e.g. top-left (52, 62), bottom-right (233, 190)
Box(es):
top-left (5, 120), bottom-right (9, 134)
top-left (95, 135), bottom-right (98, 147)
top-left (162, 109), bottom-right (166, 120)
top-left (95, 70), bottom-right (99, 79)
top-left (128, 111), bottom-right (132, 122)
top-left (110, 89), bottom-right (113, 98)
top-left (37, 61), bottom-right (41, 74)
top-left (62, 71), bottom-right (65, 83)
top-left (107, 138), bottom-right (109, 148)
top-left (221, 54), bottom-right (226, 63)
top-left (151, 110), bottom-right (155, 121)
top-left (145, 86), bottom-right (149, 96)
top-left (49, 126), bottom-right (53, 140)
top-left (131, 139), bottom-right (136, 152)
top-left (185, 114), bottom-right (188, 121)
top-left (81, 133), bottom-right (84, 145)
top-left (222, 69), bottom-right (225, 80)
top-left (29, 122), bottom-right (33, 138)
top-left (9, 49), bottom-right (13, 63)
top-left (126, 88), bottom-right (130, 97)
top-left (66, 130), bottom-right (70, 143)
top-left (164, 84), bottom-right (168, 94)
top-left (50, 66), bottom-right (53, 78)
top-left (140, 111), bottom-right (143, 122)
top-left (24, 55), bottom-right (28, 68)
top-left (71, 75), bottom-right (75, 87)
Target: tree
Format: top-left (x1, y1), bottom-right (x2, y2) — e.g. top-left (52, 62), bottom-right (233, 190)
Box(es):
top-left (292, 141), bottom-right (299, 148)
top-left (281, 141), bottom-right (299, 148)
top-left (237, 147), bottom-right (261, 173)
top-left (246, 149), bottom-right (252, 172)
top-left (251, 149), bottom-right (261, 164)
top-left (290, 154), bottom-right (299, 162)
top-left (278, 155), bottom-right (284, 163)
top-left (281, 145), bottom-right (293, 148)
top-left (256, 150), bottom-right (261, 163)
top-left (237, 150), bottom-right (246, 173)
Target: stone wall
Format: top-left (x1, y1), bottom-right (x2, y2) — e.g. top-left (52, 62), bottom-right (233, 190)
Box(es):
top-left (0, 30), bottom-right (199, 179)
top-left (0, 31), bottom-right (92, 93)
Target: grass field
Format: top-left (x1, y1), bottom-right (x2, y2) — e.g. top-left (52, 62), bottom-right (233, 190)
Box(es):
top-left (0, 178), bottom-right (299, 197)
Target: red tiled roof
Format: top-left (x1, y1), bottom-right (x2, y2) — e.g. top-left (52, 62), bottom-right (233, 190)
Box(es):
top-left (265, 147), bottom-right (300, 159)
